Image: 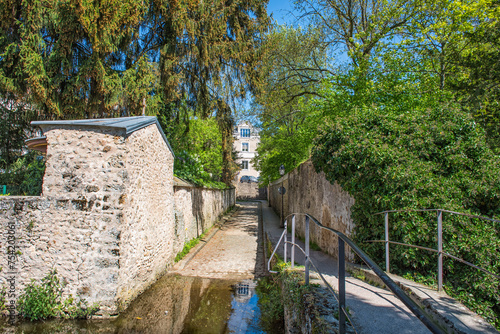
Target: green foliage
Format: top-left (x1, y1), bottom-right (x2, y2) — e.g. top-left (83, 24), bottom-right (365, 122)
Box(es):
top-left (279, 266), bottom-right (312, 316)
top-left (0, 152), bottom-right (45, 196)
top-left (0, 284), bottom-right (6, 313)
top-left (159, 107), bottom-right (229, 189)
top-left (174, 151), bottom-right (227, 189)
top-left (17, 270), bottom-right (99, 321)
top-left (312, 105), bottom-right (500, 327)
top-left (254, 94), bottom-right (323, 184)
top-left (0, 0), bottom-right (269, 185)
top-left (256, 276), bottom-right (285, 332)
top-left (448, 7), bottom-right (500, 153)
top-left (174, 225), bottom-right (218, 263)
top-left (0, 100), bottom-right (37, 168)
top-left (255, 115), bottom-right (319, 184)
top-left (252, 25), bottom-right (327, 184)
top-left (174, 235), bottom-right (202, 263)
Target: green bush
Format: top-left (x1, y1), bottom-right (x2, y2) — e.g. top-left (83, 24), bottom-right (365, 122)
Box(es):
top-left (174, 233), bottom-right (204, 262)
top-left (0, 152), bottom-right (45, 196)
top-left (174, 151), bottom-right (228, 189)
top-left (312, 106), bottom-right (500, 327)
top-left (0, 284), bottom-right (6, 313)
top-left (17, 270), bottom-right (99, 321)
top-left (256, 276), bottom-right (285, 332)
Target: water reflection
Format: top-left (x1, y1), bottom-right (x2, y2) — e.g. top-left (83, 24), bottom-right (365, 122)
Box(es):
top-left (0, 275), bottom-right (275, 334)
top-left (227, 281), bottom-right (263, 333)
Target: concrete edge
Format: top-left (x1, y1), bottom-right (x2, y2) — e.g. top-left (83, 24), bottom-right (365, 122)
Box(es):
top-left (172, 204), bottom-right (240, 271)
top-left (257, 201), bottom-right (270, 277)
top-left (346, 264), bottom-right (468, 334)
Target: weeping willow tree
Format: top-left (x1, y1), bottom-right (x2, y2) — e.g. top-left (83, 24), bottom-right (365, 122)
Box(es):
top-left (142, 0), bottom-right (270, 183)
top-left (0, 0), bottom-right (270, 184)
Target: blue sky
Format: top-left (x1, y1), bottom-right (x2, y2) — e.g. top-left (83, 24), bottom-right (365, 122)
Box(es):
top-left (267, 0), bottom-right (295, 25)
top-left (235, 0), bottom-right (299, 122)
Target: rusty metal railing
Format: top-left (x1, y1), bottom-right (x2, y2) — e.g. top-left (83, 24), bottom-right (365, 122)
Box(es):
top-left (370, 209), bottom-right (500, 291)
top-left (267, 213), bottom-right (444, 334)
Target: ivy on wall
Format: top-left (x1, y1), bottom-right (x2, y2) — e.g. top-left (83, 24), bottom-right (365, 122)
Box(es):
top-left (312, 106), bottom-right (500, 327)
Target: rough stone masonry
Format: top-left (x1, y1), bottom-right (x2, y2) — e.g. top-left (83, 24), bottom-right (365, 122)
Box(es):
top-left (0, 117), bottom-right (234, 317)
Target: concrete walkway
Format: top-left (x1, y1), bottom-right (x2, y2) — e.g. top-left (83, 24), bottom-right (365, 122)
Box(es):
top-left (262, 200), bottom-right (498, 334)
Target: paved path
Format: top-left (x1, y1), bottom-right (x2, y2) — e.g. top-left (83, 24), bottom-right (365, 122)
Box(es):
top-left (262, 200), bottom-right (499, 334)
top-left (262, 201), bottom-right (431, 334)
top-left (172, 200), bottom-right (497, 334)
top-left (173, 202), bottom-right (265, 280)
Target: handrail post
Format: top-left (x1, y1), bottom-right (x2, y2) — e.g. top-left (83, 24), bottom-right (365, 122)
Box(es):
top-left (305, 215), bottom-right (310, 285)
top-left (291, 215), bottom-right (296, 268)
top-left (339, 238), bottom-right (346, 334)
top-left (437, 210), bottom-right (443, 291)
top-left (385, 212), bottom-right (390, 273)
top-left (284, 219), bottom-right (287, 263)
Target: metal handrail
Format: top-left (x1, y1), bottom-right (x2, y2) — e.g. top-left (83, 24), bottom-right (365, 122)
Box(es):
top-left (366, 240), bottom-right (500, 280)
top-left (370, 209), bottom-right (500, 291)
top-left (374, 208), bottom-right (500, 224)
top-left (267, 213), bottom-right (444, 334)
top-left (267, 216), bottom-right (357, 333)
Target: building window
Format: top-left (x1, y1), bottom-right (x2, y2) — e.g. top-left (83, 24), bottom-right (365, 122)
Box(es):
top-left (241, 161), bottom-right (249, 170)
top-left (240, 128), bottom-right (250, 137)
top-left (242, 143), bottom-right (249, 152)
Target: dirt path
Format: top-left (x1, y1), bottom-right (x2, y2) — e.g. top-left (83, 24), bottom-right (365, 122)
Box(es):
top-left (173, 202), bottom-right (266, 280)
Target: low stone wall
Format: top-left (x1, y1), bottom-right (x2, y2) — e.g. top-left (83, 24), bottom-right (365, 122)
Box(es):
top-left (269, 160), bottom-right (355, 260)
top-left (173, 186), bottom-right (235, 255)
top-left (0, 196), bottom-right (123, 314)
top-left (1, 120), bottom-right (176, 316)
top-left (0, 186), bottom-right (235, 318)
top-left (236, 182), bottom-right (266, 200)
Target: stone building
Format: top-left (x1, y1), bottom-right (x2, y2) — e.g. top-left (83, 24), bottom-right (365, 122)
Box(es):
top-left (0, 116), bottom-right (235, 317)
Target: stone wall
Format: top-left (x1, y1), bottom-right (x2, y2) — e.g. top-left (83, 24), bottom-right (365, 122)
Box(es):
top-left (236, 182), bottom-right (266, 200)
top-left (116, 124), bottom-right (175, 310)
top-left (0, 122), bottom-right (175, 315)
top-left (0, 196), bottom-right (122, 314)
top-left (269, 160), bottom-right (355, 260)
top-left (0, 118), bottom-right (236, 318)
top-left (173, 186), bottom-right (235, 256)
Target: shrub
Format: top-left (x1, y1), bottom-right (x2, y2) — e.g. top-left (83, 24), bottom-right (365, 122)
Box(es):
top-left (17, 270), bottom-right (99, 321)
top-left (256, 276), bottom-right (285, 332)
top-left (0, 152), bottom-right (45, 196)
top-left (0, 284), bottom-right (6, 313)
top-left (312, 106), bottom-right (500, 327)
top-left (174, 151), bottom-right (228, 189)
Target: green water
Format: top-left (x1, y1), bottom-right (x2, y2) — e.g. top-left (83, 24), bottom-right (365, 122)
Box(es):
top-left (0, 274), bottom-right (281, 334)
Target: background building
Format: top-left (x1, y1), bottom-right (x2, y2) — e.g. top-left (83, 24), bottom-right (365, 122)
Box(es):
top-left (233, 121), bottom-right (260, 180)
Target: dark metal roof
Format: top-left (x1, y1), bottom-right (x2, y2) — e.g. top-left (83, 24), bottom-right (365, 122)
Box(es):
top-left (31, 116), bottom-right (174, 156)
top-left (173, 176), bottom-right (195, 188)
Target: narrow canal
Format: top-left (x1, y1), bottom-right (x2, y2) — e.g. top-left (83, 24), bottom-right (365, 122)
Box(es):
top-left (0, 274), bottom-right (282, 333)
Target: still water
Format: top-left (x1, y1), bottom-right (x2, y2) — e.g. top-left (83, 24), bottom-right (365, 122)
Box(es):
top-left (0, 274), bottom-right (279, 334)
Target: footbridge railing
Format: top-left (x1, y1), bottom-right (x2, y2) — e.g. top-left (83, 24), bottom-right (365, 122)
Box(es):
top-left (267, 213), bottom-right (444, 334)
top-left (369, 209), bottom-right (500, 291)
